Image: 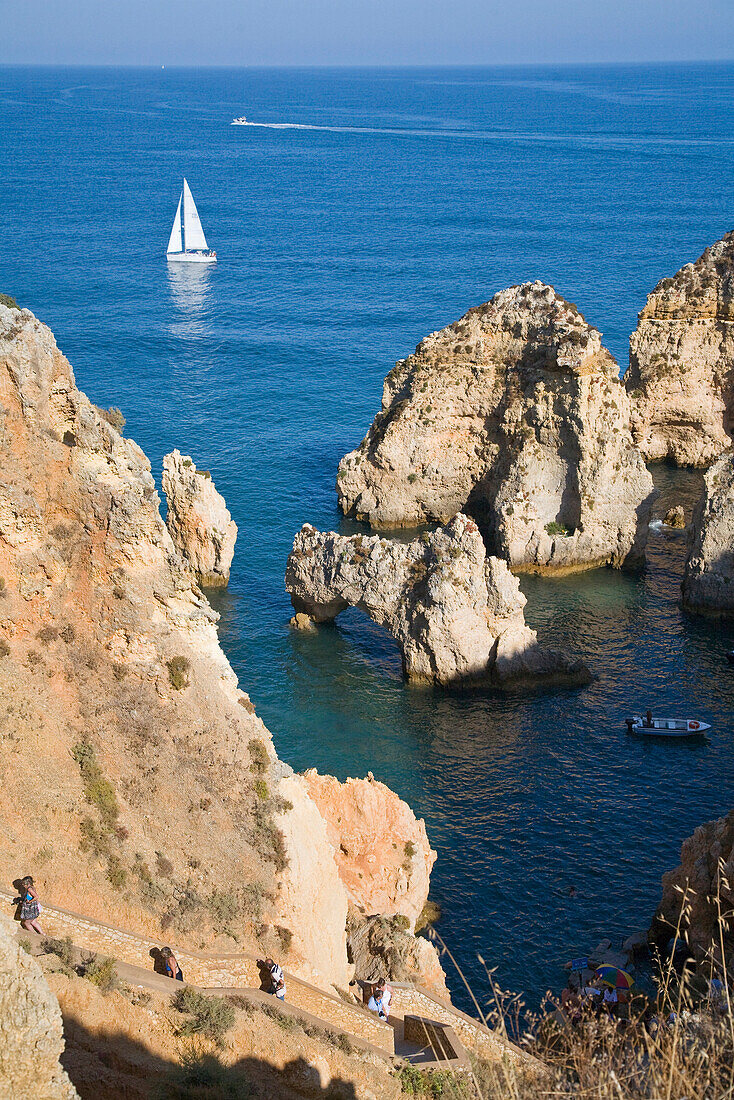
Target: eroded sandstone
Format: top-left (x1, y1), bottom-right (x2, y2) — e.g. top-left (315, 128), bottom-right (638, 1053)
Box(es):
top-left (627, 231), bottom-right (734, 466)
top-left (682, 454), bottom-right (734, 616)
top-left (0, 303), bottom-right (438, 996)
top-left (651, 808), bottom-right (734, 973)
top-left (338, 282), bottom-right (654, 573)
top-left (0, 913), bottom-right (79, 1100)
top-left (303, 770), bottom-right (435, 929)
top-left (285, 513), bottom-right (591, 686)
top-left (162, 448), bottom-right (237, 586)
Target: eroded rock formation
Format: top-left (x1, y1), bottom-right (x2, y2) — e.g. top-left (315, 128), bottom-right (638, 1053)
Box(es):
top-left (682, 455), bottom-right (734, 616)
top-left (162, 448), bottom-right (237, 586)
top-left (0, 913), bottom-right (79, 1100)
top-left (303, 770), bottom-right (435, 929)
top-left (338, 282), bottom-right (654, 573)
top-left (285, 513), bottom-right (591, 686)
top-left (0, 302), bottom-right (438, 996)
top-left (651, 808), bottom-right (734, 972)
top-left (627, 232), bottom-right (734, 466)
top-left (347, 908), bottom-right (450, 999)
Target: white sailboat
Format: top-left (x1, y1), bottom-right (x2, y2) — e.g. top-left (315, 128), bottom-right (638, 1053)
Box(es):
top-left (166, 179), bottom-right (217, 264)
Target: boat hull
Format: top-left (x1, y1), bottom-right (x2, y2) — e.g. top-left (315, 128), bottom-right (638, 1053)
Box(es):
top-left (625, 716), bottom-right (711, 738)
top-left (167, 252), bottom-right (217, 264)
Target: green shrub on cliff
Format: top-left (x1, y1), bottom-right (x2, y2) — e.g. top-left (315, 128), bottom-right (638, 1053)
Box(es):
top-left (72, 738), bottom-right (119, 827)
top-left (172, 988), bottom-right (235, 1045)
top-left (0, 293), bottom-right (18, 309)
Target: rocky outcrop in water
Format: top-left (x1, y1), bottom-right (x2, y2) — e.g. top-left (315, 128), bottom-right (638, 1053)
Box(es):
top-left (162, 448), bottom-right (237, 586)
top-left (682, 455), bottom-right (734, 616)
top-left (651, 808), bottom-right (734, 972)
top-left (285, 513), bottom-right (591, 687)
top-left (337, 283), bottom-right (654, 573)
top-left (0, 302), bottom-right (439, 996)
top-left (627, 232), bottom-right (734, 466)
top-left (0, 913), bottom-right (79, 1100)
top-left (663, 506), bottom-right (686, 529)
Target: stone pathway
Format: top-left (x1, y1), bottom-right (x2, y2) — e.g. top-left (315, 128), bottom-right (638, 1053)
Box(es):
top-left (2, 889), bottom-right (529, 1071)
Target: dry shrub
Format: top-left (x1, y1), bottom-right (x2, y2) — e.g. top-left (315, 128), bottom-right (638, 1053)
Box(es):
top-left (97, 406), bottom-right (126, 433)
top-left (421, 884), bottom-right (734, 1100)
top-left (167, 655), bottom-right (190, 690)
top-left (171, 989), bottom-right (235, 1046)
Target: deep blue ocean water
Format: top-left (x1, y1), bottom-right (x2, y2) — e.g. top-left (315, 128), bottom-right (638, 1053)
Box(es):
top-left (2, 63), bottom-right (734, 1014)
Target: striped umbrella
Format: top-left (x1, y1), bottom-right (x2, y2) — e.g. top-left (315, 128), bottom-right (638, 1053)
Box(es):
top-left (594, 966), bottom-right (634, 990)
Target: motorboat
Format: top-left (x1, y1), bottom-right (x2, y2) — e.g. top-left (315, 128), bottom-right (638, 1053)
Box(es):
top-left (166, 179), bottom-right (217, 264)
top-left (231, 116), bottom-right (248, 125)
top-left (625, 716), bottom-right (710, 738)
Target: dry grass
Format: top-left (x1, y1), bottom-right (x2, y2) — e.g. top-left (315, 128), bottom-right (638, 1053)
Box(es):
top-left (408, 875), bottom-right (734, 1100)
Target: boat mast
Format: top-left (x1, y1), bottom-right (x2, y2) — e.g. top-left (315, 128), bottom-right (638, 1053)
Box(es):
top-left (181, 180), bottom-right (187, 253)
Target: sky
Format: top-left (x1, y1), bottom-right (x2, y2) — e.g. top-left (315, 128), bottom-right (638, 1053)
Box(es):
top-left (3, 0), bottom-right (734, 67)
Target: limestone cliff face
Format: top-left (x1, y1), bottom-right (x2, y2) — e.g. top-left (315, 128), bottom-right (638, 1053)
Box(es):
top-left (285, 514), bottom-right (590, 687)
top-left (338, 283), bottom-right (653, 573)
top-left (651, 808), bottom-right (734, 973)
top-left (0, 913), bottom-right (79, 1100)
top-left (162, 448), bottom-right (237, 587)
top-left (302, 771), bottom-right (435, 929)
top-left (0, 303), bottom-right (436, 996)
top-left (627, 232), bottom-right (734, 466)
top-left (682, 455), bottom-right (734, 616)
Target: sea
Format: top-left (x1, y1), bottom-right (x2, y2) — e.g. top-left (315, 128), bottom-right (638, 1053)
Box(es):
top-left (2, 62), bottom-right (733, 1015)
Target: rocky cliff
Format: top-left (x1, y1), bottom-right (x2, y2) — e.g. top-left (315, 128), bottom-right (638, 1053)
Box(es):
top-left (162, 448), bottom-right (237, 586)
top-left (0, 302), bottom-right (439, 996)
top-left (0, 913), bottom-right (78, 1100)
top-left (285, 513), bottom-right (590, 687)
top-left (303, 771), bottom-right (435, 929)
top-left (627, 231), bottom-right (734, 466)
top-left (651, 808), bottom-right (734, 974)
top-left (338, 282), bottom-right (653, 574)
top-left (682, 454), bottom-right (734, 616)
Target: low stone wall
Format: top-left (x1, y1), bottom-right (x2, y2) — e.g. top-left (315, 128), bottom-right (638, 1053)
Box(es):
top-left (403, 1015), bottom-right (467, 1066)
top-left (391, 986), bottom-right (530, 1067)
top-left (1, 891), bottom-right (394, 1054)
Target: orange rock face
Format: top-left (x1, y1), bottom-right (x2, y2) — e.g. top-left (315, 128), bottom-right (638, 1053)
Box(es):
top-left (303, 770), bottom-right (435, 928)
top-left (0, 302), bottom-right (441, 997)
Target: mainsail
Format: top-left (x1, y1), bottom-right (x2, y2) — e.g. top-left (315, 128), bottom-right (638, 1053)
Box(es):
top-left (182, 178), bottom-right (209, 252)
top-left (167, 197), bottom-right (183, 254)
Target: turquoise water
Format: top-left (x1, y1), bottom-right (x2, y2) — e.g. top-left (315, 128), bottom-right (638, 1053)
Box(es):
top-left (2, 63), bottom-right (734, 1012)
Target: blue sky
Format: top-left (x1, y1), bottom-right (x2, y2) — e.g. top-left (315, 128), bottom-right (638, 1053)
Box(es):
top-left (5, 0), bottom-right (734, 66)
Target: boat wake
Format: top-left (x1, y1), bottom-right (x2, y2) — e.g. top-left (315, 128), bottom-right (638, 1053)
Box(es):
top-left (234, 120), bottom-right (731, 150)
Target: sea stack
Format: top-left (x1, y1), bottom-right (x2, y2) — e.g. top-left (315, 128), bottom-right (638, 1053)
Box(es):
top-left (627, 231), bottom-right (734, 466)
top-left (682, 454), bottom-right (734, 616)
top-left (650, 807), bottom-right (734, 972)
top-left (338, 282), bottom-right (654, 574)
top-left (162, 448), bottom-right (237, 587)
top-left (0, 301), bottom-right (445, 997)
top-left (285, 513), bottom-right (591, 687)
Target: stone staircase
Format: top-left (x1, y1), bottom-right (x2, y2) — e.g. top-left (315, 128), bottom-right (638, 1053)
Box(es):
top-left (2, 889), bottom-right (530, 1073)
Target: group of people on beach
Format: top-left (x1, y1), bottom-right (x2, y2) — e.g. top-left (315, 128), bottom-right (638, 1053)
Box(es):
top-left (559, 977), bottom-right (627, 1023)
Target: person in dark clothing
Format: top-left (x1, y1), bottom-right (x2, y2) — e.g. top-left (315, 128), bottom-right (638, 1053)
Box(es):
top-left (160, 946), bottom-right (183, 981)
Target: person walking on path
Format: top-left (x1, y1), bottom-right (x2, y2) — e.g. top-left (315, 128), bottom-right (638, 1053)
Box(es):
top-left (375, 980), bottom-right (392, 1021)
top-left (17, 876), bottom-right (43, 934)
top-left (265, 957), bottom-right (286, 1000)
top-left (160, 947), bottom-right (183, 981)
top-left (367, 984), bottom-right (389, 1021)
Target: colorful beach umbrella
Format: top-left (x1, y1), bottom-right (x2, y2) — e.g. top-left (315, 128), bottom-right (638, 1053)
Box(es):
top-left (594, 966), bottom-right (634, 990)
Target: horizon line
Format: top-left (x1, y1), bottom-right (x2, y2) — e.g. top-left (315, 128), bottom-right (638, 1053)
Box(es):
top-left (1, 57), bottom-right (733, 70)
